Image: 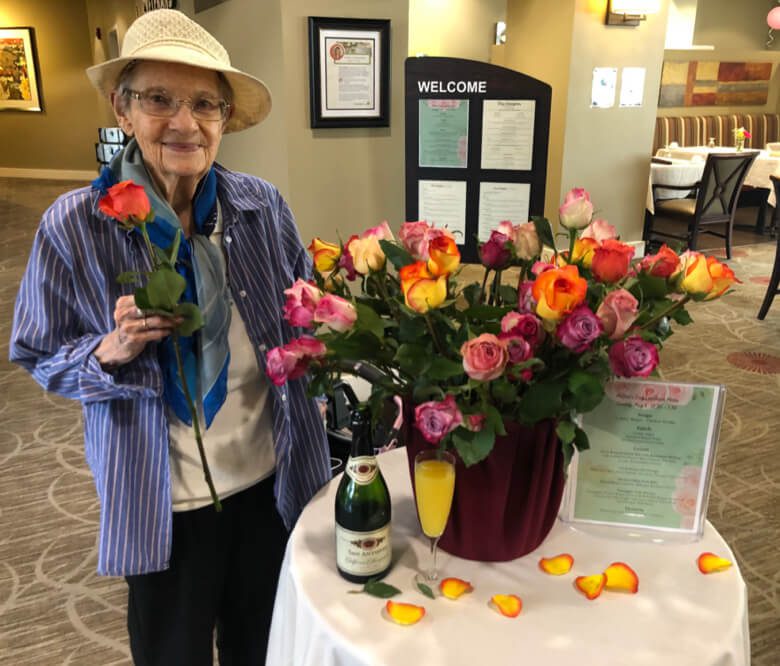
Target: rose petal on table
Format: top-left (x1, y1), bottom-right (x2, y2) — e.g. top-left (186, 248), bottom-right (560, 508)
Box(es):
top-left (385, 600), bottom-right (426, 625)
top-left (439, 577), bottom-right (474, 600)
top-left (538, 553), bottom-right (574, 575)
top-left (490, 594), bottom-right (523, 617)
top-left (574, 574), bottom-right (606, 600)
top-left (604, 562), bottom-right (639, 593)
top-left (697, 552), bottom-right (732, 574)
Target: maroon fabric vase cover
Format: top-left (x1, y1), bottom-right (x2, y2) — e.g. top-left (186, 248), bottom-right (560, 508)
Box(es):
top-left (405, 419), bottom-right (565, 562)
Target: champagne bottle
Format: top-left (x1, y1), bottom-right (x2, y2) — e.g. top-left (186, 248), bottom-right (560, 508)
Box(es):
top-left (335, 407), bottom-right (392, 583)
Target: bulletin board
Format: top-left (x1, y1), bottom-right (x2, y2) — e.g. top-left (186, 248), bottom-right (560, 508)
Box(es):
top-left (405, 57), bottom-right (551, 263)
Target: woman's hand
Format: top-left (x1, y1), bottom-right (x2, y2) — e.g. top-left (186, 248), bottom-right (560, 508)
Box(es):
top-left (94, 295), bottom-right (181, 368)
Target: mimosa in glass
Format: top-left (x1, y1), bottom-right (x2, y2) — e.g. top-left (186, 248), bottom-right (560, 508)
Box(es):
top-left (414, 449), bottom-right (456, 585)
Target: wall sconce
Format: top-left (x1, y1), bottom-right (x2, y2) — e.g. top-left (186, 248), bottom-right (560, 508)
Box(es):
top-left (605, 0), bottom-right (660, 26)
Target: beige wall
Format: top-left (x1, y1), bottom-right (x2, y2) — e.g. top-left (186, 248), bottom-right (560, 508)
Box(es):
top-left (695, 0), bottom-right (778, 52)
top-left (503, 0), bottom-right (576, 224)
top-left (0, 0), bottom-right (99, 172)
top-left (505, 0), bottom-right (668, 240)
top-left (409, 0), bottom-right (506, 62)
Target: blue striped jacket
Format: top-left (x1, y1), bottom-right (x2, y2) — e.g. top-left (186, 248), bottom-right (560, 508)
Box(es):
top-left (9, 165), bottom-right (332, 576)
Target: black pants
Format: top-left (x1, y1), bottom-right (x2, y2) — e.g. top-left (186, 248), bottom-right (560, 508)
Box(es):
top-left (125, 475), bottom-right (288, 666)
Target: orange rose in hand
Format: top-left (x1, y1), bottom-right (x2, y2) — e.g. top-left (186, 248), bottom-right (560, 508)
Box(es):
top-left (98, 180), bottom-right (151, 225)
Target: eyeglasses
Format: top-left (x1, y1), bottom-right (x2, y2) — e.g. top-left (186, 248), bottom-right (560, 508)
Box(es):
top-left (123, 88), bottom-right (230, 121)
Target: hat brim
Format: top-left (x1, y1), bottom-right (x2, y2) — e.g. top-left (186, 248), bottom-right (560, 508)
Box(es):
top-left (86, 54), bottom-right (271, 133)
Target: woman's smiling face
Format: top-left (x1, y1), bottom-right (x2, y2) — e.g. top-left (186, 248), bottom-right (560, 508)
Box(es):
top-left (113, 61), bottom-right (227, 195)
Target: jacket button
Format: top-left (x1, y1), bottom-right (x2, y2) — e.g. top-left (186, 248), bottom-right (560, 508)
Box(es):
top-left (239, 290), bottom-right (247, 298)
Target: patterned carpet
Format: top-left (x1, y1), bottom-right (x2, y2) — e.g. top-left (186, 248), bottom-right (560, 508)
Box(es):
top-left (0, 177), bottom-right (778, 665)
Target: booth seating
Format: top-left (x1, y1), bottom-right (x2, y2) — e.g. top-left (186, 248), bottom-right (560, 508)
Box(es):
top-left (652, 113), bottom-right (780, 155)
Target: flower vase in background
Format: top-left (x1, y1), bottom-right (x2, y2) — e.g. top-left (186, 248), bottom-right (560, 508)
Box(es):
top-left (733, 126), bottom-right (750, 152)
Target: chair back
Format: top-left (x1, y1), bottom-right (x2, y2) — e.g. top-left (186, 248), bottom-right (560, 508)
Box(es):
top-left (694, 151), bottom-right (758, 222)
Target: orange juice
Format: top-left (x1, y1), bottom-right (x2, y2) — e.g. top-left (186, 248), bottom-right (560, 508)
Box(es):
top-left (414, 458), bottom-right (456, 537)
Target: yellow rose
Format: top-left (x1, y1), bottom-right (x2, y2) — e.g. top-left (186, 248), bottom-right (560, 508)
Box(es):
top-left (308, 237), bottom-right (341, 273)
top-left (675, 251), bottom-right (713, 298)
top-left (347, 236), bottom-right (386, 274)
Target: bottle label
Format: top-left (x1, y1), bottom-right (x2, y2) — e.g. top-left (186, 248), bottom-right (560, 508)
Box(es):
top-left (336, 524), bottom-right (391, 576)
top-left (345, 456), bottom-right (378, 485)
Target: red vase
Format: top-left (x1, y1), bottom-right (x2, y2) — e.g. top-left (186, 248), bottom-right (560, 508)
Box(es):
top-left (405, 419), bottom-right (565, 562)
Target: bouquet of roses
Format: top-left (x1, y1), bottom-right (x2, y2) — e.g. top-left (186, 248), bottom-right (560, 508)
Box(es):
top-left (265, 188), bottom-right (737, 467)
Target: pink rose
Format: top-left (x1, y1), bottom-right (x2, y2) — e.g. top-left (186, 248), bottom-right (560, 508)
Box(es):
top-left (531, 261), bottom-right (555, 276)
top-left (265, 335), bottom-right (327, 385)
top-left (362, 221), bottom-right (394, 240)
top-left (282, 279), bottom-right (322, 328)
top-left (399, 221), bottom-right (431, 260)
top-left (313, 294), bottom-right (357, 332)
top-left (608, 336), bottom-right (659, 377)
top-left (479, 230), bottom-right (512, 269)
top-left (558, 188), bottom-right (593, 230)
top-left (596, 289), bottom-right (639, 340)
top-left (556, 305), bottom-right (603, 353)
top-left (460, 333), bottom-right (508, 381)
top-left (513, 222), bottom-right (541, 260)
top-left (501, 335), bottom-right (533, 364)
top-left (413, 394), bottom-right (463, 444)
top-left (500, 311), bottom-right (545, 349)
top-left (517, 281), bottom-right (537, 314)
top-left (466, 413), bottom-right (486, 432)
top-left (581, 218), bottom-right (617, 242)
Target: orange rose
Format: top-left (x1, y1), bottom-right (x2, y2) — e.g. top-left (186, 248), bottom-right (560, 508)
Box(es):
top-left (703, 256), bottom-right (740, 300)
top-left (98, 180), bottom-right (151, 224)
top-left (532, 264), bottom-right (588, 321)
top-left (427, 235), bottom-right (460, 276)
top-left (400, 261), bottom-right (447, 313)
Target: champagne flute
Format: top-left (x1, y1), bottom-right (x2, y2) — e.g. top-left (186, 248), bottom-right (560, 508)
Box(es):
top-left (413, 449), bottom-right (456, 586)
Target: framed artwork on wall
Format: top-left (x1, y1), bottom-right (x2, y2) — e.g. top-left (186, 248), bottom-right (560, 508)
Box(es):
top-left (307, 17), bottom-right (390, 128)
top-left (0, 27), bottom-right (43, 112)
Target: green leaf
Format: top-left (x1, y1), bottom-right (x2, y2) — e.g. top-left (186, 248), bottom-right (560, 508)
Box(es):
top-left (417, 582), bottom-right (435, 599)
top-left (517, 381), bottom-right (565, 422)
top-left (117, 271), bottom-right (142, 284)
top-left (452, 426), bottom-right (495, 466)
top-left (146, 267), bottom-right (186, 311)
top-left (531, 215), bottom-right (555, 254)
top-left (462, 304), bottom-right (513, 321)
top-left (561, 438), bottom-right (575, 474)
top-left (379, 240), bottom-right (413, 270)
top-left (556, 420), bottom-right (576, 445)
top-left (462, 282), bottom-right (483, 307)
top-left (482, 403), bottom-right (507, 436)
top-left (567, 370), bottom-right (605, 413)
top-left (154, 245), bottom-right (174, 268)
top-left (362, 578), bottom-right (401, 599)
top-left (425, 357), bottom-right (464, 381)
top-left (573, 425), bottom-right (590, 452)
top-left (497, 284), bottom-right (518, 307)
top-left (173, 302), bottom-right (204, 336)
top-left (632, 272), bottom-right (669, 301)
top-left (398, 316), bottom-right (427, 343)
top-left (354, 302), bottom-right (386, 339)
top-left (394, 343), bottom-right (429, 373)
top-left (133, 287), bottom-right (153, 310)
top-left (671, 308), bottom-right (693, 325)
top-left (490, 379), bottom-right (518, 404)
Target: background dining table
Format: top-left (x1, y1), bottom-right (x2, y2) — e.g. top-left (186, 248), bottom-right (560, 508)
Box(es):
top-left (266, 447), bottom-right (750, 666)
top-left (655, 145), bottom-right (780, 209)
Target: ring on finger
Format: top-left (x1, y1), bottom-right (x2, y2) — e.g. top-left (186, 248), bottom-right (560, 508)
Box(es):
top-left (143, 316), bottom-right (148, 330)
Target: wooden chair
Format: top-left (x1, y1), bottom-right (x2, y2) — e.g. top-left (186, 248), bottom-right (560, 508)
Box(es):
top-left (643, 151), bottom-right (758, 259)
top-left (757, 174), bottom-right (780, 320)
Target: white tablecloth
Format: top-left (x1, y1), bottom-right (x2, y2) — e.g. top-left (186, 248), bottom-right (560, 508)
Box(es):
top-left (657, 146), bottom-right (780, 207)
top-left (267, 448), bottom-right (750, 666)
top-left (647, 157), bottom-right (706, 214)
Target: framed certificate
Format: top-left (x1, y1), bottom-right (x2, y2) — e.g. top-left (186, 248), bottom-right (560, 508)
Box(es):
top-left (307, 17), bottom-right (390, 128)
top-left (560, 379), bottom-right (726, 540)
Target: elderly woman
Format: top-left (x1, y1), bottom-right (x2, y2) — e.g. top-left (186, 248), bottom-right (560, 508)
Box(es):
top-left (9, 9), bottom-right (330, 664)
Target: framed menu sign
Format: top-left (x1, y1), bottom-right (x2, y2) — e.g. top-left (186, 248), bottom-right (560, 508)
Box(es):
top-left (561, 379), bottom-right (726, 539)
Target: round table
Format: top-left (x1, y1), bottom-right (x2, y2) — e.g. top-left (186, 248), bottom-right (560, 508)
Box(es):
top-left (267, 448), bottom-right (749, 666)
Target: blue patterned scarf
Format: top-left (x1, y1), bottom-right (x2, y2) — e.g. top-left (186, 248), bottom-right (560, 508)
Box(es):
top-left (93, 139), bottom-right (231, 428)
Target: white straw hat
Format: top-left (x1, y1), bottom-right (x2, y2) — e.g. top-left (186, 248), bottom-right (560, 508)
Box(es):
top-left (86, 9), bottom-right (271, 133)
